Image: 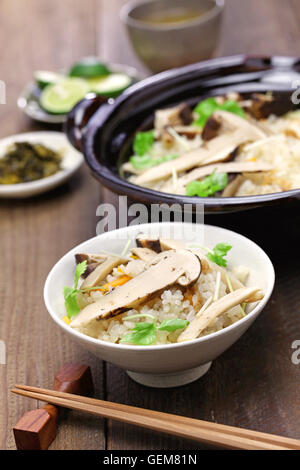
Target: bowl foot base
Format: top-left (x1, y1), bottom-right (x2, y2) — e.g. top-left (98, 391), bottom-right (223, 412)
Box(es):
top-left (126, 362), bottom-right (212, 388)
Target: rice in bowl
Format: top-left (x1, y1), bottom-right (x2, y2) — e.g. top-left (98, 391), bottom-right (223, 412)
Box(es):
top-left (62, 236), bottom-right (264, 346)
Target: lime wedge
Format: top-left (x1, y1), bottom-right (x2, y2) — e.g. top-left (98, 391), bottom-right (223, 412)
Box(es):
top-left (88, 73), bottom-right (132, 97)
top-left (69, 57), bottom-right (110, 78)
top-left (34, 70), bottom-right (64, 89)
top-left (40, 78), bottom-right (90, 114)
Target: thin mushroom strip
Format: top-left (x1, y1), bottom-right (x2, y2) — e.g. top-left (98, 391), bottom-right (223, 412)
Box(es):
top-left (134, 129), bottom-right (262, 185)
top-left (161, 161), bottom-right (274, 193)
top-left (177, 287), bottom-right (264, 342)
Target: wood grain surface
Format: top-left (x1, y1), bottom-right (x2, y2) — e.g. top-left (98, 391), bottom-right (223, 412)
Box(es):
top-left (0, 0), bottom-right (299, 450)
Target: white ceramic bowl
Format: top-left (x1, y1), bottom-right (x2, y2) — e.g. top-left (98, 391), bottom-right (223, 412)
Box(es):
top-left (44, 222), bottom-right (275, 388)
top-left (0, 132), bottom-right (83, 198)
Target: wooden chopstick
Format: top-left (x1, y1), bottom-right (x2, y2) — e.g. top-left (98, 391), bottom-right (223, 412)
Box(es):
top-left (12, 384), bottom-right (298, 450)
top-left (11, 385), bottom-right (300, 450)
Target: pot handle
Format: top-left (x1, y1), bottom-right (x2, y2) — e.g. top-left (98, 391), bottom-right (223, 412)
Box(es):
top-left (64, 94), bottom-right (110, 152)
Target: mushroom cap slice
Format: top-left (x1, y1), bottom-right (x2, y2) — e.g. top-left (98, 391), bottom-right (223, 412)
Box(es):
top-left (75, 253), bottom-right (108, 278)
top-left (136, 234), bottom-right (161, 253)
top-left (80, 255), bottom-right (128, 289)
top-left (159, 239), bottom-right (185, 251)
top-left (202, 115), bottom-right (222, 141)
top-left (177, 287), bottom-right (264, 343)
top-left (154, 104), bottom-right (193, 134)
top-left (71, 250), bottom-right (201, 329)
top-left (212, 110), bottom-right (267, 139)
top-left (131, 247), bottom-right (157, 262)
top-left (135, 234), bottom-right (185, 253)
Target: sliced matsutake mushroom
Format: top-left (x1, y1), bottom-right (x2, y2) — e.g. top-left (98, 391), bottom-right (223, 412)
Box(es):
top-left (162, 125), bottom-right (202, 145)
top-left (135, 234), bottom-right (185, 253)
top-left (212, 110), bottom-right (267, 139)
top-left (71, 250), bottom-right (202, 328)
top-left (177, 287), bottom-right (264, 342)
top-left (154, 104), bottom-right (193, 134)
top-left (80, 255), bottom-right (128, 289)
top-left (131, 247), bottom-right (157, 262)
top-left (161, 126), bottom-right (175, 145)
top-left (161, 161), bottom-right (274, 193)
top-left (202, 115), bottom-right (222, 141)
top-left (75, 253), bottom-right (108, 278)
top-left (75, 253), bottom-right (107, 264)
top-left (221, 174), bottom-right (244, 197)
top-left (121, 161), bottom-right (143, 175)
top-left (247, 93), bottom-right (294, 120)
top-left (136, 234), bottom-right (161, 253)
top-left (135, 129), bottom-right (257, 185)
top-left (173, 125), bottom-right (202, 139)
top-left (160, 239), bottom-right (185, 251)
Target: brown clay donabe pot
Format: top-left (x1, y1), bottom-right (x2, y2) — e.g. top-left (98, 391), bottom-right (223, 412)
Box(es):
top-left (65, 55), bottom-right (300, 214)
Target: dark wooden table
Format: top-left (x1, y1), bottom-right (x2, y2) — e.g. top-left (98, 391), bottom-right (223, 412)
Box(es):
top-left (0, 0), bottom-right (299, 450)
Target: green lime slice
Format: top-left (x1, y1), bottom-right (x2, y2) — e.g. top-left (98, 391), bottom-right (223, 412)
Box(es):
top-left (40, 78), bottom-right (90, 114)
top-left (34, 70), bottom-right (64, 89)
top-left (88, 73), bottom-right (132, 97)
top-left (69, 57), bottom-right (110, 78)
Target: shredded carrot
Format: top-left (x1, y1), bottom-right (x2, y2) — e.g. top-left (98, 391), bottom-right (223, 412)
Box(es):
top-left (62, 316), bottom-right (71, 325)
top-left (130, 255), bottom-right (138, 260)
top-left (102, 275), bottom-right (132, 292)
top-left (86, 274), bottom-right (132, 295)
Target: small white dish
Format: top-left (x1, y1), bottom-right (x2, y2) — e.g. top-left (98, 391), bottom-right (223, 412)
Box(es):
top-left (44, 222), bottom-right (275, 388)
top-left (18, 63), bottom-right (143, 124)
top-left (0, 131), bottom-right (83, 198)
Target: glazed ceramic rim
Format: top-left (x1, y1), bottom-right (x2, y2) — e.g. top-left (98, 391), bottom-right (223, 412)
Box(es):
top-left (121, 0), bottom-right (224, 31)
top-left (44, 221), bottom-right (275, 351)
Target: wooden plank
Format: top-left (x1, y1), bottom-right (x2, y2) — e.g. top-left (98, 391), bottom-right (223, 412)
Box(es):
top-left (0, 0), bottom-right (106, 450)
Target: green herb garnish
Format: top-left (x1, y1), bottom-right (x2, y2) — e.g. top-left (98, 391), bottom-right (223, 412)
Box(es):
top-left (121, 322), bottom-right (157, 346)
top-left (186, 171), bottom-right (228, 197)
top-left (133, 130), bottom-right (155, 156)
top-left (130, 153), bottom-right (178, 170)
top-left (120, 315), bottom-right (189, 345)
top-left (206, 243), bottom-right (232, 267)
top-left (193, 98), bottom-right (245, 128)
top-left (157, 319), bottom-right (190, 332)
top-left (63, 260), bottom-right (87, 318)
top-left (220, 100), bottom-right (246, 118)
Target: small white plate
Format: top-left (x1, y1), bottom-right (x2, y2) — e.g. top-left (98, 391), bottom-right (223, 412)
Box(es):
top-left (18, 63), bottom-right (143, 124)
top-left (0, 131), bottom-right (83, 198)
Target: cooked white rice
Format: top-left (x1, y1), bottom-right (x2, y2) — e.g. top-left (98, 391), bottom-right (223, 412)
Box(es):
top-left (75, 254), bottom-right (246, 345)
